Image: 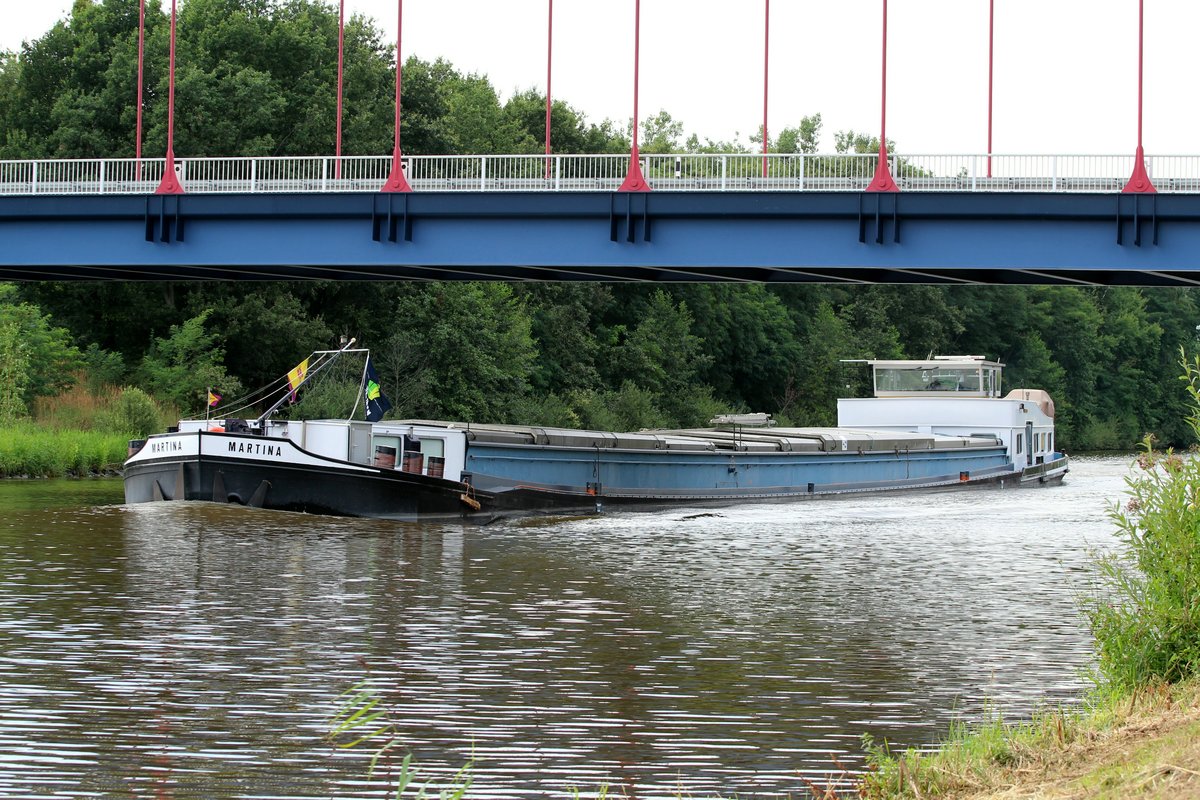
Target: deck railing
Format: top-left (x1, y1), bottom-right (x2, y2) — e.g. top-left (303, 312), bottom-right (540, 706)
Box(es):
top-left (3, 153), bottom-right (1199, 195)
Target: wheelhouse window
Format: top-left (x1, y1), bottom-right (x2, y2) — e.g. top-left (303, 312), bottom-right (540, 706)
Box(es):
top-left (863, 357), bottom-right (1004, 398)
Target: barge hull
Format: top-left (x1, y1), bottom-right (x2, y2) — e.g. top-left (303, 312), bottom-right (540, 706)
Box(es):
top-left (123, 432), bottom-right (1068, 521)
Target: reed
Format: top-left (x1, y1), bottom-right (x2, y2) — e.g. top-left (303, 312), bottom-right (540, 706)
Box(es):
top-left (328, 680), bottom-right (474, 800)
top-left (0, 426), bottom-right (129, 477)
top-left (31, 382), bottom-right (122, 430)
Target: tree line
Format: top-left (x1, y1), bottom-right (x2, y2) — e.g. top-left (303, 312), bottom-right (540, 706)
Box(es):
top-left (1, 0), bottom-right (1196, 449)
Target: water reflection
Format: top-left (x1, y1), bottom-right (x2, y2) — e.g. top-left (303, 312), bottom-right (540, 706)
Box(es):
top-left (0, 457), bottom-right (1128, 798)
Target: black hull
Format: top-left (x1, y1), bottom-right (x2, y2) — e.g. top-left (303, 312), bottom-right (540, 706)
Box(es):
top-left (124, 456), bottom-right (488, 521)
top-left (124, 449), bottom-right (1069, 522)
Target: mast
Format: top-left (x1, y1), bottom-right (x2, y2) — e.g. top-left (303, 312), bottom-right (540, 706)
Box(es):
top-left (256, 338), bottom-right (357, 424)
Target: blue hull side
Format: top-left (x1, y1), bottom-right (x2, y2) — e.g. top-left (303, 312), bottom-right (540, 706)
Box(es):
top-left (464, 443), bottom-right (1014, 499)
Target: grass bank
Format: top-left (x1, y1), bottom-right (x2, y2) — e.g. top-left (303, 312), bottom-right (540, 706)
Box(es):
top-left (0, 426), bottom-right (130, 477)
top-left (857, 680), bottom-right (1200, 799)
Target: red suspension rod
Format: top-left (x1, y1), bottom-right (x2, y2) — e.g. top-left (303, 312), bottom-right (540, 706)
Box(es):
top-left (381, 0), bottom-right (412, 192)
top-left (155, 0), bottom-right (184, 194)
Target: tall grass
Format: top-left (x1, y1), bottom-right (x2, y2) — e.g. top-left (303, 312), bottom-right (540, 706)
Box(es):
top-left (32, 382), bottom-right (122, 430)
top-left (0, 427), bottom-right (130, 477)
top-left (0, 380), bottom-right (170, 477)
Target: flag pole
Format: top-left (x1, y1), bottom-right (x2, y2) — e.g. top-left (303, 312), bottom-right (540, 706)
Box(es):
top-left (350, 354), bottom-right (369, 421)
top-left (206, 387), bottom-right (211, 422)
top-left (257, 339), bottom-right (357, 424)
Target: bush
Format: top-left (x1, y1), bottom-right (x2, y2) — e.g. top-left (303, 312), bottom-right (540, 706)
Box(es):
top-left (100, 387), bottom-right (162, 437)
top-left (1083, 351), bottom-right (1200, 690)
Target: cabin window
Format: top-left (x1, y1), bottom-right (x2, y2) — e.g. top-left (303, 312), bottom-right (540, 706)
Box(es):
top-left (1016, 434), bottom-right (1023, 454)
top-left (421, 438), bottom-right (445, 458)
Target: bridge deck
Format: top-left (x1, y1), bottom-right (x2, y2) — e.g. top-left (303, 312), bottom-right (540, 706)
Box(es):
top-left (2, 189), bottom-right (1196, 286)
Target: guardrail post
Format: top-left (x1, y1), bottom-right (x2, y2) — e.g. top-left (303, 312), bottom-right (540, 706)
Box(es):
top-left (555, 156), bottom-right (561, 191)
top-left (322, 158), bottom-right (328, 192)
top-left (1052, 156), bottom-right (1058, 192)
top-left (798, 154), bottom-right (805, 191)
top-left (250, 158), bottom-right (257, 193)
top-left (971, 156), bottom-right (977, 191)
top-left (99, 160), bottom-right (106, 194)
top-left (481, 156), bottom-right (487, 191)
top-left (31, 161), bottom-right (38, 195)
top-left (721, 155), bottom-right (727, 191)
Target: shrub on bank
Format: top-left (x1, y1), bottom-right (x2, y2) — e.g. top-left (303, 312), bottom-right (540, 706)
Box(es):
top-left (0, 427), bottom-right (129, 477)
top-left (1082, 352), bottom-right (1200, 692)
top-left (99, 387), bottom-right (162, 438)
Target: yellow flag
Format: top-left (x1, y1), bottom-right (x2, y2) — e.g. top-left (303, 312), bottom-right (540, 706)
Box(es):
top-left (287, 358), bottom-right (309, 394)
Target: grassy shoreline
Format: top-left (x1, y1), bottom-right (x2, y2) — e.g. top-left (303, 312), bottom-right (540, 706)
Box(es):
top-left (857, 680), bottom-right (1200, 799)
top-left (0, 426), bottom-right (129, 478)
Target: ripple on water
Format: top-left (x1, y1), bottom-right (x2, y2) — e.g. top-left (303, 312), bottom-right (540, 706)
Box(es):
top-left (0, 458), bottom-right (1129, 797)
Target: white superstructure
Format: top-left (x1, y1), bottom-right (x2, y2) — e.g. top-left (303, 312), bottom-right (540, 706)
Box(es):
top-left (837, 356), bottom-right (1058, 471)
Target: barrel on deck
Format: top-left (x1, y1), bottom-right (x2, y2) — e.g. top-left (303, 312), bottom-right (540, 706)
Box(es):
top-left (373, 445), bottom-right (397, 469)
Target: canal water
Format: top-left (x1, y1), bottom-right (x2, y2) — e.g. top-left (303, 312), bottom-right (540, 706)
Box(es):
top-left (0, 456), bottom-right (1129, 798)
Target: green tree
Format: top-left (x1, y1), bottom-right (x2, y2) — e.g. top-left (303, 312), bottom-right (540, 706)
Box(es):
top-left (0, 284), bottom-right (83, 409)
top-left (515, 283), bottom-right (610, 396)
top-left (791, 301), bottom-right (856, 425)
top-left (639, 109), bottom-right (684, 154)
top-left (671, 285), bottom-right (803, 414)
top-left (604, 289), bottom-right (720, 426)
top-left (773, 113), bottom-right (822, 154)
top-left (182, 287), bottom-right (333, 391)
top-left (137, 310), bottom-right (240, 411)
top-left (0, 320), bottom-right (31, 422)
top-left (503, 89), bottom-right (626, 154)
top-left (377, 283), bottom-right (536, 422)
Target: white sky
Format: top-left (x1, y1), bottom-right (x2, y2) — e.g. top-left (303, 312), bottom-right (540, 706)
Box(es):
top-left (2, 1), bottom-right (1198, 155)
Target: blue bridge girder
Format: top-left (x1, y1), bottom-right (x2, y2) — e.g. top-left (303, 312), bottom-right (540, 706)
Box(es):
top-left (0, 190), bottom-right (1197, 285)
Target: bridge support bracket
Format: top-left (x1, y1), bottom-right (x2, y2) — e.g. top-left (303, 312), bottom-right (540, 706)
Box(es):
top-left (372, 192), bottom-right (412, 243)
top-left (858, 192), bottom-right (899, 245)
top-left (144, 195), bottom-right (185, 244)
top-left (1116, 193), bottom-right (1158, 247)
top-left (609, 192), bottom-right (651, 243)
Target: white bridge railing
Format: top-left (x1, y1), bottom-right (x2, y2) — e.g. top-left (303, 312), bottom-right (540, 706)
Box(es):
top-left (3, 153), bottom-right (1200, 195)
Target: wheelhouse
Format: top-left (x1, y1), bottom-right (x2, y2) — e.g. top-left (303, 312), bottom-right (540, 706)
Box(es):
top-left (866, 355), bottom-right (1003, 398)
